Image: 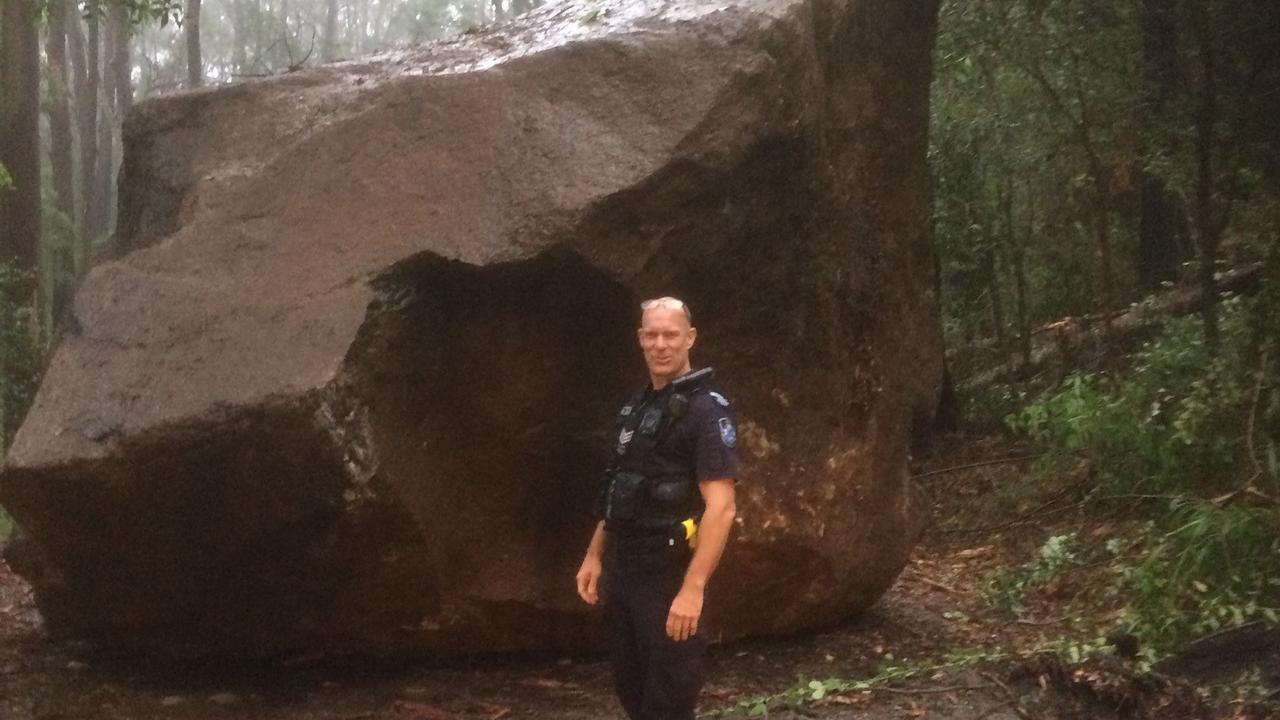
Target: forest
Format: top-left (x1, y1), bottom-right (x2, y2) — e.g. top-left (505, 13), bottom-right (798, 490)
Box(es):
top-left (1, 0), bottom-right (1279, 718)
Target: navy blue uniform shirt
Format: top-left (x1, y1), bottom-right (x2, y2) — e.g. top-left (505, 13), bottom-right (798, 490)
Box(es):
top-left (633, 384), bottom-right (740, 484)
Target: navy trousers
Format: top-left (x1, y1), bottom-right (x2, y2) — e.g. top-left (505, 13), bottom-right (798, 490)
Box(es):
top-left (602, 549), bottom-right (707, 720)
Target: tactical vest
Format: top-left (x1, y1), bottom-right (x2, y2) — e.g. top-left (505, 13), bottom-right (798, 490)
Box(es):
top-left (597, 368), bottom-right (713, 533)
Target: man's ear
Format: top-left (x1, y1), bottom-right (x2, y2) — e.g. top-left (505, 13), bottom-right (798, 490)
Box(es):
top-left (687, 326), bottom-right (697, 348)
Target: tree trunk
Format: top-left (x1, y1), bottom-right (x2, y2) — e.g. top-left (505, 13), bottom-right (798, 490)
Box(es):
top-left (322, 0), bottom-right (338, 61)
top-left (80, 0), bottom-right (101, 246)
top-left (86, 0), bottom-right (130, 243)
top-left (986, 253), bottom-right (1005, 351)
top-left (91, 9), bottom-right (115, 245)
top-left (982, 238), bottom-right (1005, 353)
top-left (46, 0), bottom-right (77, 225)
top-left (1138, 173), bottom-right (1185, 289)
top-left (109, 1), bottom-right (131, 115)
top-left (64, 0), bottom-right (90, 273)
top-left (0, 0), bottom-right (43, 308)
top-left (1191, 1), bottom-right (1220, 353)
top-left (231, 0), bottom-right (247, 75)
top-left (1137, 0), bottom-right (1185, 291)
top-left (1014, 196), bottom-right (1032, 371)
top-left (1090, 168), bottom-right (1115, 313)
top-left (186, 0), bottom-right (203, 86)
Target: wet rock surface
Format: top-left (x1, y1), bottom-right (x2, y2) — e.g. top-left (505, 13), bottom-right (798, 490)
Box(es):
top-left (1, 0), bottom-right (943, 656)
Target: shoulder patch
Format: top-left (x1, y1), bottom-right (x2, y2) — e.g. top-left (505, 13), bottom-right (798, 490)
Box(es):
top-left (718, 417), bottom-right (736, 448)
top-left (709, 391), bottom-right (730, 408)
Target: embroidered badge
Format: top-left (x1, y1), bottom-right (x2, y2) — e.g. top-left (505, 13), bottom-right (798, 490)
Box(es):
top-left (639, 408), bottom-right (662, 434)
top-left (620, 405), bottom-right (633, 416)
top-left (709, 391), bottom-right (730, 408)
top-left (718, 417), bottom-right (736, 448)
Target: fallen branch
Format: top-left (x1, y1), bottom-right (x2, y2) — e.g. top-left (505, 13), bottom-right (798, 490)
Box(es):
top-left (920, 577), bottom-right (962, 594)
top-left (932, 481), bottom-right (1088, 535)
top-left (912, 455), bottom-right (1043, 481)
top-left (876, 683), bottom-right (994, 695)
top-left (962, 263), bottom-right (1264, 390)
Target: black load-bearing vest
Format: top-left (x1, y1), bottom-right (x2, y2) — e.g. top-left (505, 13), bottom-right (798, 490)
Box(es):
top-left (598, 368), bottom-right (714, 531)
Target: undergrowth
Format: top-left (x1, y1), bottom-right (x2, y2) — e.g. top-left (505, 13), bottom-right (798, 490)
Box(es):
top-left (999, 279), bottom-right (1280, 660)
top-left (0, 263), bottom-right (41, 451)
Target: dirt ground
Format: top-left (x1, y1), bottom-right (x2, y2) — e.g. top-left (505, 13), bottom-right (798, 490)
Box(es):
top-left (3, 432), bottom-right (1277, 720)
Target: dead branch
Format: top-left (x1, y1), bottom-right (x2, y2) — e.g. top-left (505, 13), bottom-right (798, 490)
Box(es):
top-left (912, 455), bottom-right (1043, 481)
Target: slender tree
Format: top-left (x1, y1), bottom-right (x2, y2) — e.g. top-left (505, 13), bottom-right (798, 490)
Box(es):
top-left (90, 4), bottom-right (118, 242)
top-left (1137, 0), bottom-right (1187, 290)
top-left (0, 0), bottom-right (43, 307)
top-left (186, 0), bottom-right (202, 85)
top-left (1190, 0), bottom-right (1221, 352)
top-left (321, 0), bottom-right (338, 61)
top-left (46, 0), bottom-right (77, 224)
top-left (80, 0), bottom-right (102, 246)
top-left (230, 0), bottom-right (247, 75)
top-left (109, 1), bottom-right (131, 113)
top-left (65, 0), bottom-right (93, 272)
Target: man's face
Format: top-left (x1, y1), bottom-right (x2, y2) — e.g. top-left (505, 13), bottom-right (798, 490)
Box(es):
top-left (638, 306), bottom-right (697, 381)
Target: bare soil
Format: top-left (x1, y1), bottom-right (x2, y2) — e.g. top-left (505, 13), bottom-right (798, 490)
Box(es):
top-left (3, 431), bottom-right (1276, 720)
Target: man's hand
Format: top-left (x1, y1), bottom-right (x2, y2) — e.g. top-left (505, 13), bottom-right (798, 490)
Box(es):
top-left (576, 522), bottom-right (607, 605)
top-left (576, 553), bottom-right (602, 605)
top-left (666, 584), bottom-right (704, 641)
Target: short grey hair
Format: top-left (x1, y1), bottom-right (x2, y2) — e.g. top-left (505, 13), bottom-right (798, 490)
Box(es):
top-left (640, 296), bottom-right (693, 326)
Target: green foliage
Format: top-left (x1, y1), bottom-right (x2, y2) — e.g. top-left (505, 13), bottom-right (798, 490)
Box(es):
top-left (1008, 294), bottom-right (1273, 495)
top-left (75, 0), bottom-right (184, 27)
top-left (0, 507), bottom-right (11, 543)
top-left (982, 533), bottom-right (1081, 613)
top-left (41, 194), bottom-right (79, 329)
top-left (931, 0), bottom-right (1143, 364)
top-left (708, 647), bottom-right (1012, 717)
top-left (0, 265), bottom-right (42, 451)
top-left (0, 163), bottom-right (12, 192)
top-left (1120, 500), bottom-right (1280, 656)
top-left (711, 639), bottom-right (1136, 717)
top-left (933, 0), bottom-right (1280, 370)
top-left (1008, 282), bottom-right (1280, 657)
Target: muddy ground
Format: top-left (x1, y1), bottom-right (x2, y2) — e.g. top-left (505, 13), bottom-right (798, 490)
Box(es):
top-left (3, 432), bottom-right (1277, 719)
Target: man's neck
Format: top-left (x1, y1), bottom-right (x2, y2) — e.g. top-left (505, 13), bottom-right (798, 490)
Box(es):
top-left (650, 364), bottom-right (693, 392)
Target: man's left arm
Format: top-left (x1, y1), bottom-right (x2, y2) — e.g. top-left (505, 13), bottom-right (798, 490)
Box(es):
top-left (666, 477), bottom-right (736, 642)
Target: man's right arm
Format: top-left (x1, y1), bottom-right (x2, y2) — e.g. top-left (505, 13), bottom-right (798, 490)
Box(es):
top-left (575, 520), bottom-right (607, 605)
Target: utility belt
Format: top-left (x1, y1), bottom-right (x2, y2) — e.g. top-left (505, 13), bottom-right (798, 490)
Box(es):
top-left (607, 517), bottom-right (700, 567)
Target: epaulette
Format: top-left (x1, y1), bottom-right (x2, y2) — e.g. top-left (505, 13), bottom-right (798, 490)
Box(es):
top-left (667, 367), bottom-right (714, 418)
top-left (670, 367), bottom-right (714, 393)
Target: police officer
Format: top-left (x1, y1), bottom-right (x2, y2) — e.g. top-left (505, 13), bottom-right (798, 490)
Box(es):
top-left (575, 296), bottom-right (739, 720)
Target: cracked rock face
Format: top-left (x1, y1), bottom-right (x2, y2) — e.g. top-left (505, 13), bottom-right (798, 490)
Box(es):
top-left (0, 0), bottom-right (942, 656)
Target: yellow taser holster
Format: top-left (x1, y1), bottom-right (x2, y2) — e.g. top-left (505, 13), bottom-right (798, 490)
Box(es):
top-left (681, 518), bottom-right (699, 550)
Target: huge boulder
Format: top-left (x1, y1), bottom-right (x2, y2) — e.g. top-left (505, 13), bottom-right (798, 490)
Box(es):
top-left (0, 0), bottom-right (943, 656)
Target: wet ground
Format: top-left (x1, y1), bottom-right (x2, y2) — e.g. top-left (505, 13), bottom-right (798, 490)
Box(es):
top-left (0, 551), bottom-right (1044, 720)
top-left (3, 432), bottom-right (1277, 719)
